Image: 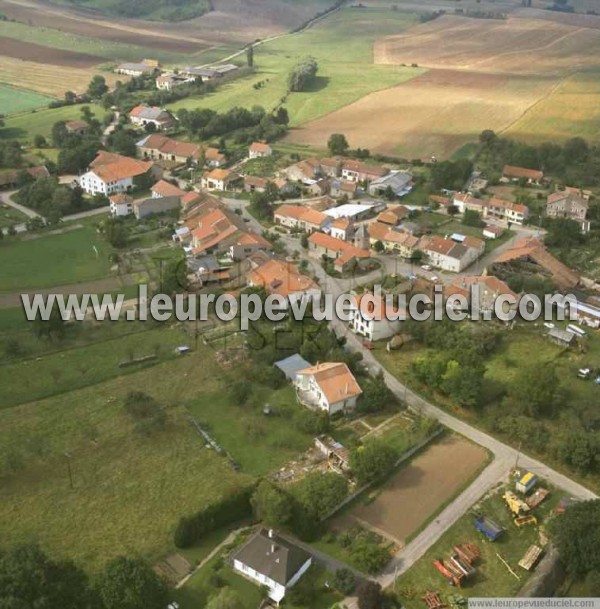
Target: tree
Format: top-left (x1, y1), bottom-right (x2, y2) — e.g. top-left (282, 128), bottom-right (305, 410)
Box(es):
top-left (0, 544), bottom-right (97, 609)
top-left (293, 472), bottom-right (348, 521)
top-left (300, 232), bottom-right (309, 249)
top-left (206, 587), bottom-right (244, 609)
top-left (328, 133), bottom-right (349, 156)
top-left (98, 556), bottom-right (168, 609)
top-left (549, 500), bottom-right (600, 576)
top-left (87, 75), bottom-right (108, 98)
top-left (33, 134), bottom-right (47, 148)
top-left (64, 90), bottom-right (77, 104)
top-left (357, 580), bottom-right (385, 609)
top-left (373, 240), bottom-right (384, 253)
top-left (462, 209), bottom-right (484, 227)
top-left (246, 46), bottom-right (254, 68)
top-left (359, 372), bottom-right (396, 413)
top-left (109, 129), bottom-right (137, 156)
top-left (251, 480), bottom-right (294, 529)
top-left (350, 440), bottom-right (398, 486)
top-left (104, 218), bottom-right (129, 248)
top-left (333, 568), bottom-right (356, 595)
top-left (505, 364), bottom-right (560, 417)
top-left (287, 57), bottom-right (318, 92)
top-left (479, 129), bottom-right (497, 146)
top-left (274, 106), bottom-right (289, 125)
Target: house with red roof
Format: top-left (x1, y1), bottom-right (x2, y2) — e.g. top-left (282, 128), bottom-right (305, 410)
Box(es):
top-left (248, 141), bottom-right (273, 159)
top-left (308, 232), bottom-right (370, 272)
top-left (128, 104), bottom-right (175, 130)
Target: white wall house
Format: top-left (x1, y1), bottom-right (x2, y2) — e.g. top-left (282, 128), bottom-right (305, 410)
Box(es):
top-left (294, 362), bottom-right (362, 415)
top-left (79, 170), bottom-right (134, 196)
top-left (109, 194), bottom-right (133, 216)
top-left (232, 529), bottom-right (312, 605)
top-left (349, 293), bottom-right (402, 342)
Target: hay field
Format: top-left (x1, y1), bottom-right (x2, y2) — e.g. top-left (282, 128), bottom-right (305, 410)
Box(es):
top-left (285, 69), bottom-right (554, 159)
top-left (506, 70), bottom-right (600, 143)
top-left (374, 15), bottom-right (600, 76)
top-left (0, 56), bottom-right (119, 97)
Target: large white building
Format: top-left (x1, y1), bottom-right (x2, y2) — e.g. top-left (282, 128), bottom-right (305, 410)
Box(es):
top-left (232, 529), bottom-right (312, 605)
top-left (78, 152), bottom-right (159, 196)
top-left (349, 292), bottom-right (402, 342)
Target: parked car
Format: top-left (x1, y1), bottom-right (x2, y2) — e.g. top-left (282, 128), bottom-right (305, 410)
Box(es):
top-left (421, 264), bottom-right (432, 271)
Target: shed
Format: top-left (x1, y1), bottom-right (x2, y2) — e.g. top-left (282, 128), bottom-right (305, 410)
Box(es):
top-left (516, 471), bottom-right (537, 494)
top-left (547, 327), bottom-right (575, 346)
top-left (274, 354), bottom-right (311, 381)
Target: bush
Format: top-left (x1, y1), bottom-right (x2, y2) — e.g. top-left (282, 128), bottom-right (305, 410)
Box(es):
top-left (333, 568), bottom-right (356, 595)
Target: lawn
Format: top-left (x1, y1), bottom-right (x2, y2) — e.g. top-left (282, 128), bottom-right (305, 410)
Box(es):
top-left (393, 484), bottom-right (561, 605)
top-left (0, 84), bottom-right (55, 115)
top-left (0, 348), bottom-right (254, 572)
top-left (169, 8), bottom-right (421, 129)
top-left (0, 223), bottom-right (113, 292)
top-left (0, 103), bottom-right (106, 142)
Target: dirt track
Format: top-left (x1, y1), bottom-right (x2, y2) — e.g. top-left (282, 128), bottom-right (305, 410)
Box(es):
top-left (0, 35), bottom-right (103, 67)
top-left (338, 434), bottom-right (488, 545)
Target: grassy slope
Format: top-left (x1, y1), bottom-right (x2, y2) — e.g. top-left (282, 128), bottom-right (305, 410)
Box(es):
top-left (0, 223), bottom-right (113, 292)
top-left (0, 203), bottom-right (28, 229)
top-left (0, 84), bottom-right (55, 114)
top-left (1, 103), bottom-right (106, 141)
top-left (506, 70), bottom-right (600, 144)
top-left (169, 8), bottom-right (421, 128)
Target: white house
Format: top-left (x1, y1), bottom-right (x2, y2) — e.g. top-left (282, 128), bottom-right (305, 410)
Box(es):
top-left (109, 193), bottom-right (133, 217)
top-left (248, 141), bottom-right (272, 159)
top-left (294, 362), bottom-right (362, 415)
top-left (232, 529), bottom-right (312, 605)
top-left (78, 153), bottom-right (159, 196)
top-left (349, 292), bottom-right (402, 342)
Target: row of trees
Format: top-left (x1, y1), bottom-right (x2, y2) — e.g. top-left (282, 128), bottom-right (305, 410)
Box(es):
top-left (0, 544), bottom-right (168, 609)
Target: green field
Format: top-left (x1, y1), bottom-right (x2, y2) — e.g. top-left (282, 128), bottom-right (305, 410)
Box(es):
top-left (0, 223), bottom-right (113, 292)
top-left (0, 103), bottom-right (106, 142)
top-left (394, 485), bottom-right (561, 605)
top-left (0, 20), bottom-right (190, 65)
top-left (169, 8), bottom-right (421, 127)
top-left (51, 0), bottom-right (210, 21)
top-left (507, 71), bottom-right (600, 144)
top-left (0, 203), bottom-right (28, 229)
top-left (0, 84), bottom-right (54, 115)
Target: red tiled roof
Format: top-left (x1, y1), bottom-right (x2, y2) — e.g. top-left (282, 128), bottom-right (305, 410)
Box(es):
top-left (503, 165), bottom-right (543, 181)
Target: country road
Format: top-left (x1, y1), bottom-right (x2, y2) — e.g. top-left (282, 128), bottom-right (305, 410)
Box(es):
top-left (220, 195), bottom-right (597, 603)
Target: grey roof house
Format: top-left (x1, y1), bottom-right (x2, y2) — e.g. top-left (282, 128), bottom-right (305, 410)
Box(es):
top-left (368, 171), bottom-right (413, 198)
top-left (231, 529), bottom-right (312, 605)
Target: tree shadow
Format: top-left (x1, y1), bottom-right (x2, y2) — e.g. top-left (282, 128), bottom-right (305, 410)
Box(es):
top-left (0, 127), bottom-right (27, 140)
top-left (304, 76), bottom-right (330, 93)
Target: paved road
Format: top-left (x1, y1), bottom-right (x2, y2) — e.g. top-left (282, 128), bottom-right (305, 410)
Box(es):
top-left (218, 195), bottom-right (597, 601)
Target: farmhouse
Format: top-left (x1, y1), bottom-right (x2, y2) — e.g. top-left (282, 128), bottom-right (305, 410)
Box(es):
top-left (341, 160), bottom-right (388, 183)
top-left (0, 166), bottom-right (50, 189)
top-left (420, 235), bottom-right (481, 273)
top-left (155, 73), bottom-right (195, 91)
top-left (446, 275), bottom-right (518, 315)
top-left (453, 192), bottom-right (486, 215)
top-left (201, 168), bottom-right (241, 191)
top-left (329, 179), bottom-right (358, 199)
top-left (486, 197), bottom-right (529, 226)
top-left (248, 141), bottom-right (273, 159)
top-left (320, 157), bottom-right (342, 177)
top-left (78, 152), bottom-right (160, 196)
top-left (483, 224), bottom-right (505, 239)
top-left (133, 196), bottom-right (180, 220)
top-left (115, 62), bottom-right (156, 76)
top-left (546, 191), bottom-right (590, 233)
top-left (368, 171), bottom-right (413, 198)
top-left (109, 193), bottom-right (133, 217)
top-left (329, 217), bottom-right (354, 241)
top-left (64, 120), bottom-right (89, 136)
top-left (246, 258), bottom-right (320, 303)
top-left (367, 222), bottom-right (421, 257)
top-left (502, 165), bottom-right (543, 184)
top-left (349, 292), bottom-right (402, 342)
top-left (285, 158), bottom-right (322, 182)
top-left (232, 529), bottom-right (312, 605)
top-left (274, 204), bottom-right (329, 233)
top-left (492, 236), bottom-right (579, 290)
top-left (151, 179), bottom-right (186, 199)
top-left (308, 232), bottom-right (370, 272)
top-left (137, 134), bottom-right (224, 167)
top-left (376, 205), bottom-right (409, 226)
top-left (295, 362), bottom-right (362, 415)
top-left (129, 104), bottom-right (175, 130)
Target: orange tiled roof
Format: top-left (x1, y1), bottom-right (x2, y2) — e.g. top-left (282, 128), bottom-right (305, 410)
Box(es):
top-left (247, 258), bottom-right (317, 298)
top-left (249, 141), bottom-right (271, 154)
top-left (275, 204), bottom-right (328, 227)
top-left (89, 152), bottom-right (153, 183)
top-left (152, 179), bottom-right (186, 198)
top-left (297, 362), bottom-right (362, 403)
top-left (503, 165), bottom-right (543, 181)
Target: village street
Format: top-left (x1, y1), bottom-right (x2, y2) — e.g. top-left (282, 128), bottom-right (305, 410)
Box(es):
top-left (220, 195), bottom-right (597, 606)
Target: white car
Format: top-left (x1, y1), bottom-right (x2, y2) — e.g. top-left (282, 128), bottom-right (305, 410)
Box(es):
top-left (421, 264), bottom-right (432, 271)
top-left (430, 275), bottom-right (439, 282)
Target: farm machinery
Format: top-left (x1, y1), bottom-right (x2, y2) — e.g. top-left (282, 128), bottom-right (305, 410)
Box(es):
top-left (432, 543), bottom-right (480, 587)
top-left (514, 515), bottom-right (538, 528)
top-left (474, 515), bottom-right (504, 541)
top-left (503, 491), bottom-right (530, 516)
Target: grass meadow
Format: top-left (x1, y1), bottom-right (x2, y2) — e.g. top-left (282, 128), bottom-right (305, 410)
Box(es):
top-left (0, 84), bottom-right (55, 115)
top-left (169, 7), bottom-right (421, 127)
top-left (0, 222), bottom-right (113, 292)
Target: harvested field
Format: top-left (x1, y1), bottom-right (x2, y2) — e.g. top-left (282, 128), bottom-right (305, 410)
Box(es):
top-left (285, 69), bottom-right (553, 159)
top-left (0, 56), bottom-right (119, 97)
top-left (0, 36), bottom-right (103, 67)
top-left (0, 0), bottom-right (210, 53)
top-left (337, 435), bottom-right (488, 544)
top-left (374, 15), bottom-right (600, 76)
